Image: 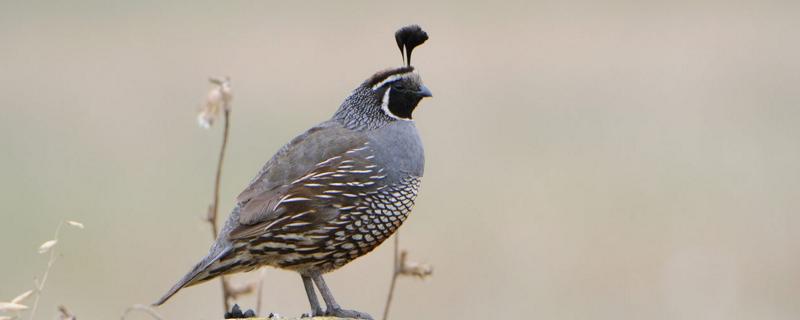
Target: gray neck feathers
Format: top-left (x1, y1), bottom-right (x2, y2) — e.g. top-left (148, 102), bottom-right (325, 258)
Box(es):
top-left (332, 86), bottom-right (395, 131)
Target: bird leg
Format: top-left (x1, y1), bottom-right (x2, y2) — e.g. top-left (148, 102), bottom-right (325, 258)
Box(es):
top-left (310, 272), bottom-right (374, 320)
top-left (301, 274), bottom-right (324, 316)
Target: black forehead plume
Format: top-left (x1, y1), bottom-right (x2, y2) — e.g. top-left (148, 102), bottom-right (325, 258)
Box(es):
top-left (395, 25), bottom-right (429, 66)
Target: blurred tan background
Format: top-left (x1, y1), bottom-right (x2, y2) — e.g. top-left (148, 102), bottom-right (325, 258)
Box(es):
top-left (2, 1), bottom-right (800, 319)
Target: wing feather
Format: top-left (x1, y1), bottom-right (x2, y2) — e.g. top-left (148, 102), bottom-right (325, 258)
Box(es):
top-left (229, 122), bottom-right (386, 240)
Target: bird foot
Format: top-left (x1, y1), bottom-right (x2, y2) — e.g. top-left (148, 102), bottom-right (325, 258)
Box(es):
top-left (224, 304), bottom-right (256, 319)
top-left (301, 308), bottom-right (324, 318)
top-left (326, 307), bottom-right (373, 320)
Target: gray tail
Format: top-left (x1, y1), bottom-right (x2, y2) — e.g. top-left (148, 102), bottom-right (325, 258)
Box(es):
top-left (152, 247), bottom-right (232, 306)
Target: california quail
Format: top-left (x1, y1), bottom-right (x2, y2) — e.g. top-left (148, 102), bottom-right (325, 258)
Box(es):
top-left (154, 25), bottom-right (432, 320)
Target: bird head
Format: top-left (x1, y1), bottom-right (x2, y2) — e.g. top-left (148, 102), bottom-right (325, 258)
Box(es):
top-left (365, 66), bottom-right (432, 121)
top-left (335, 25), bottom-right (432, 127)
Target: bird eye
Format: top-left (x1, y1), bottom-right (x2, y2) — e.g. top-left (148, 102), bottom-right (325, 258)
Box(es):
top-left (393, 83), bottom-right (407, 90)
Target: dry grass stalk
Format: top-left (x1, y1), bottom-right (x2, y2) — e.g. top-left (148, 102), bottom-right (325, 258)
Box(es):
top-left (225, 281), bottom-right (257, 299)
top-left (37, 240), bottom-right (57, 254)
top-left (0, 303), bottom-right (28, 312)
top-left (121, 304), bottom-right (165, 320)
top-left (255, 269), bottom-right (267, 315)
top-left (397, 251), bottom-right (433, 279)
top-left (28, 220), bottom-right (83, 320)
top-left (0, 292), bottom-right (32, 320)
top-left (382, 234), bottom-right (433, 320)
top-left (198, 77), bottom-right (262, 311)
top-left (199, 77), bottom-right (235, 311)
top-left (198, 77), bottom-right (232, 129)
top-left (66, 221), bottom-right (84, 229)
top-left (382, 235), bottom-right (401, 320)
top-left (9, 292), bottom-right (32, 306)
top-left (121, 77), bottom-right (253, 318)
top-left (57, 305), bottom-right (76, 320)
top-left (0, 220), bottom-right (83, 320)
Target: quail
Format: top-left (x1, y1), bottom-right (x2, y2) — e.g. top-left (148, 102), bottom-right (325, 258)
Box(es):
top-left (154, 25), bottom-right (432, 320)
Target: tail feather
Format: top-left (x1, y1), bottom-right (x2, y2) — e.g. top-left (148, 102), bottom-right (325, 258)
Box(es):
top-left (153, 247), bottom-right (232, 306)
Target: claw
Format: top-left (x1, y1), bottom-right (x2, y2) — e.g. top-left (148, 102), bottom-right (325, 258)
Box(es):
top-left (326, 307), bottom-right (374, 320)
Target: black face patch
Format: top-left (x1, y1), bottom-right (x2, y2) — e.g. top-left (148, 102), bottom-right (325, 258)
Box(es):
top-left (386, 84), bottom-right (423, 120)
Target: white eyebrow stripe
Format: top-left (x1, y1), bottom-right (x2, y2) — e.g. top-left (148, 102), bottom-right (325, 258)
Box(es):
top-left (371, 72), bottom-right (411, 91)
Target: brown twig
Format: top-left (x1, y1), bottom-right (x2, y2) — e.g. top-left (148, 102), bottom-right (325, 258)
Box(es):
top-left (121, 304), bottom-right (165, 320)
top-left (58, 305), bottom-right (76, 320)
top-left (256, 269), bottom-right (266, 315)
top-left (382, 234), bottom-right (401, 320)
top-left (382, 233), bottom-right (433, 320)
top-left (207, 109), bottom-right (230, 239)
top-left (204, 77), bottom-right (234, 312)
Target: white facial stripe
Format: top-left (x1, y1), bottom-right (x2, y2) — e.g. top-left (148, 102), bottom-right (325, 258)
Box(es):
top-left (371, 72), bottom-right (411, 91)
top-left (381, 87), bottom-right (413, 121)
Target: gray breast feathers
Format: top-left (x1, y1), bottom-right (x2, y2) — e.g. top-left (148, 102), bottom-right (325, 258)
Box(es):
top-left (368, 120), bottom-right (425, 178)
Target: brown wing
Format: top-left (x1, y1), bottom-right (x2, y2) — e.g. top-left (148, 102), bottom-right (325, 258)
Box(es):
top-left (229, 130), bottom-right (387, 240)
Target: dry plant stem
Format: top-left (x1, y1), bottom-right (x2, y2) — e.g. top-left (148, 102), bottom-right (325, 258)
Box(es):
top-left (29, 221), bottom-right (64, 320)
top-left (256, 280), bottom-right (264, 316)
top-left (58, 305), bottom-right (76, 320)
top-left (206, 107), bottom-right (233, 311)
top-left (382, 233), bottom-right (401, 320)
top-left (208, 108), bottom-right (231, 240)
top-left (256, 269), bottom-right (266, 316)
top-left (121, 304), bottom-right (165, 320)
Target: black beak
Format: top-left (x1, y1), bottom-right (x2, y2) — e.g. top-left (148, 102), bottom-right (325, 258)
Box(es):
top-left (417, 85), bottom-right (433, 98)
